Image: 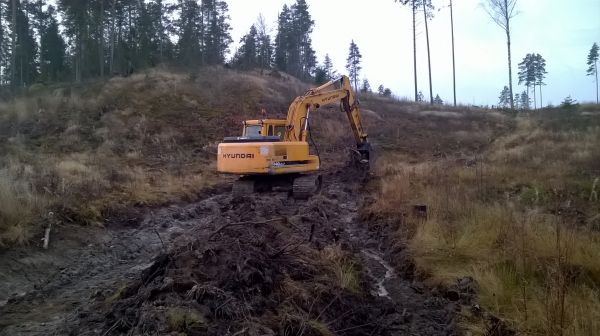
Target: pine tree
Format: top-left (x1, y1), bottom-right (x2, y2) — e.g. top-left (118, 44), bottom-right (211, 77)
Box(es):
top-left (7, 0), bottom-right (38, 87)
top-left (422, 0), bottom-right (434, 104)
top-left (434, 94), bottom-right (443, 105)
top-left (383, 88), bottom-right (392, 97)
top-left (533, 53), bottom-right (547, 108)
top-left (449, 0), bottom-right (457, 106)
top-left (0, 0), bottom-right (10, 84)
top-left (518, 53), bottom-right (535, 108)
top-left (417, 90), bottom-right (424, 102)
top-left (396, 0), bottom-right (432, 102)
top-left (361, 79), bottom-right (371, 93)
top-left (587, 42), bottom-right (599, 104)
top-left (346, 40), bottom-right (362, 92)
top-left (378, 85), bottom-right (385, 95)
top-left (514, 92), bottom-right (520, 109)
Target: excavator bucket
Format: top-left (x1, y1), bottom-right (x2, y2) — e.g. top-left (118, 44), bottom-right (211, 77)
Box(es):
top-left (348, 143), bottom-right (371, 180)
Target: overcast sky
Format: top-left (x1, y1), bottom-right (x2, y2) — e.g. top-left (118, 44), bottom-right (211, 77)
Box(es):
top-left (227, 0), bottom-right (600, 106)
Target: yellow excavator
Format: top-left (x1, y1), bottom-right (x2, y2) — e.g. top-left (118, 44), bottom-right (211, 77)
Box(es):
top-left (217, 75), bottom-right (370, 198)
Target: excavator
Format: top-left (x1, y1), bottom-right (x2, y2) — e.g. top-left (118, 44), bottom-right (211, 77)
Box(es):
top-left (217, 75), bottom-right (370, 199)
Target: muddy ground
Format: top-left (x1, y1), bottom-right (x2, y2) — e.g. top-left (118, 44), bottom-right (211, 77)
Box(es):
top-left (0, 166), bottom-right (466, 336)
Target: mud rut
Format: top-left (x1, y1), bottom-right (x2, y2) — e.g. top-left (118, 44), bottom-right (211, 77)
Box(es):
top-left (1, 170), bottom-right (462, 336)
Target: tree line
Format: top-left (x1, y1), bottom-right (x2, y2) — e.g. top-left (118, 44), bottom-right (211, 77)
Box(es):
top-left (0, 0), bottom-right (233, 91)
top-left (0, 0), bottom-right (327, 94)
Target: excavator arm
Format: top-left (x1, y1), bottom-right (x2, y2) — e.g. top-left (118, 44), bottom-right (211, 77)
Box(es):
top-left (284, 76), bottom-right (370, 161)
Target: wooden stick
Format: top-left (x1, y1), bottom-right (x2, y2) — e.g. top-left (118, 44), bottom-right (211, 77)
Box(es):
top-left (43, 223), bottom-right (52, 250)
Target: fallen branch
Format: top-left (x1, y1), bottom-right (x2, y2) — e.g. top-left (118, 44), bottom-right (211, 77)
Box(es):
top-left (43, 223), bottom-right (52, 250)
top-left (208, 218), bottom-right (284, 241)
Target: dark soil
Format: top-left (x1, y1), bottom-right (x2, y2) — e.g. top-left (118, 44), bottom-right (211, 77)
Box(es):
top-left (0, 168), bottom-right (461, 336)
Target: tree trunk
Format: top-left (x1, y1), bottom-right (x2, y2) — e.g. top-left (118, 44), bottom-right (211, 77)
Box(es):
top-left (505, 0), bottom-right (514, 109)
top-left (423, 1), bottom-right (433, 105)
top-left (450, 0), bottom-right (456, 106)
top-left (99, 0), bottom-right (105, 78)
top-left (110, 0), bottom-right (115, 74)
top-left (539, 84), bottom-right (543, 109)
top-left (158, 0), bottom-right (163, 62)
top-left (412, 0), bottom-right (418, 101)
top-left (594, 61), bottom-right (600, 104)
top-left (532, 83), bottom-right (537, 110)
top-left (0, 1), bottom-right (3, 84)
top-left (11, 0), bottom-right (16, 91)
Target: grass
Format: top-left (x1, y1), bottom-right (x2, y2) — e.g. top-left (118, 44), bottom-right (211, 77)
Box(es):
top-left (319, 245), bottom-right (362, 294)
top-left (0, 66), bottom-right (312, 247)
top-left (368, 106), bottom-right (600, 335)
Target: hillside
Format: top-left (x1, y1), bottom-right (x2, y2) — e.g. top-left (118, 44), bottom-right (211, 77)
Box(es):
top-left (0, 67), bottom-right (599, 335)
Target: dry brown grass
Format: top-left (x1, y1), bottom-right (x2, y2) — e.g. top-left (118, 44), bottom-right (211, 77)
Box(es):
top-left (369, 109), bottom-right (600, 335)
top-left (0, 66), bottom-right (313, 246)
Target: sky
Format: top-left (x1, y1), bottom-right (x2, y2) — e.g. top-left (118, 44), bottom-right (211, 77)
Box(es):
top-left (226, 0), bottom-right (600, 106)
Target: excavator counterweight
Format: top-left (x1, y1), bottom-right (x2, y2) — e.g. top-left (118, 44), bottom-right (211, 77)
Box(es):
top-left (217, 76), bottom-right (370, 198)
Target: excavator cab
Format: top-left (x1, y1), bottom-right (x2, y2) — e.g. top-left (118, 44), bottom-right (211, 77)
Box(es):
top-left (241, 119), bottom-right (287, 140)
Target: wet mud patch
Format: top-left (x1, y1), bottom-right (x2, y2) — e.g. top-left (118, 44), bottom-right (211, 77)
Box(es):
top-left (2, 172), bottom-right (461, 336)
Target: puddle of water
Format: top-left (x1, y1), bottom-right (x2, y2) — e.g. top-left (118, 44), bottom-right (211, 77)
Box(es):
top-left (361, 250), bottom-right (396, 299)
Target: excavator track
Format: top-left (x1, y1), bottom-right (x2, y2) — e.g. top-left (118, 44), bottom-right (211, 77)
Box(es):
top-left (292, 175), bottom-right (322, 200)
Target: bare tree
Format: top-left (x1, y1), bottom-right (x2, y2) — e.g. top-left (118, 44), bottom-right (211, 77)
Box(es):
top-left (423, 0), bottom-right (433, 104)
top-left (109, 0), bottom-right (116, 74)
top-left (484, 0), bottom-right (518, 109)
top-left (396, 0), bottom-right (421, 102)
top-left (449, 0), bottom-right (456, 106)
top-left (11, 0), bottom-right (16, 91)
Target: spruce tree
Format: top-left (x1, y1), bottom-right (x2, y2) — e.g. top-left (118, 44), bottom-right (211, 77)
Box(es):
top-left (346, 40), bottom-right (362, 92)
top-left (323, 54), bottom-right (337, 80)
top-left (274, 5), bottom-right (291, 72)
top-left (176, 0), bottom-right (202, 66)
top-left (202, 0), bottom-right (231, 65)
top-left (233, 25), bottom-right (258, 70)
top-left (498, 86), bottom-right (510, 108)
top-left (361, 79), bottom-right (371, 93)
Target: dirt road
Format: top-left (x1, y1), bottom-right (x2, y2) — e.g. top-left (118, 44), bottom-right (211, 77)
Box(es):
top-left (0, 170), bottom-right (461, 335)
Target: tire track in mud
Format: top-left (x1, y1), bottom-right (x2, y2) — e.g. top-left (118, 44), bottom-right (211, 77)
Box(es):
top-left (0, 172), bottom-right (460, 335)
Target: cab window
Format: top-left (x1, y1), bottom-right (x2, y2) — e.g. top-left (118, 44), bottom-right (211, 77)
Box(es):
top-left (268, 125), bottom-right (274, 136)
top-left (244, 125), bottom-right (261, 137)
top-left (274, 126), bottom-right (286, 140)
